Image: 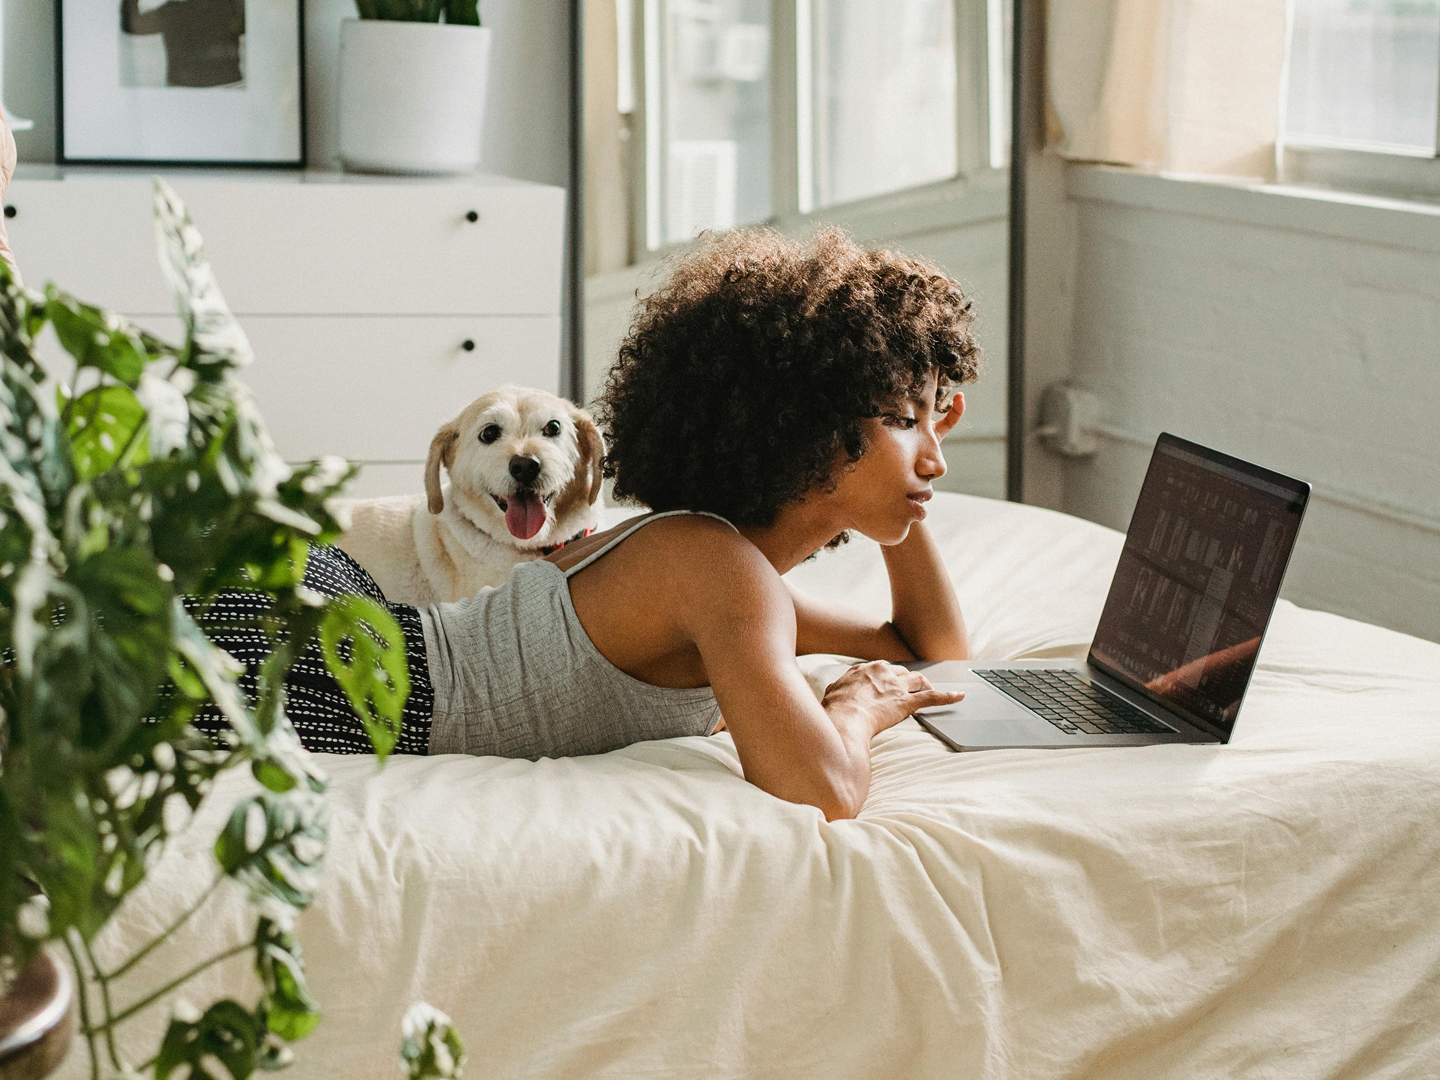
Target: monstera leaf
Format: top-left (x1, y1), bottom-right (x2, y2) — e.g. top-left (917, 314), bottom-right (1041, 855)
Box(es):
top-left (253, 918), bottom-right (323, 1041)
top-left (400, 1004), bottom-right (467, 1080)
top-left (214, 791), bottom-right (329, 915)
top-left (152, 180), bottom-right (254, 373)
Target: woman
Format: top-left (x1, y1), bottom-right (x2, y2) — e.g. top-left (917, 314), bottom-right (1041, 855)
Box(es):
top-left (197, 227), bottom-right (980, 821)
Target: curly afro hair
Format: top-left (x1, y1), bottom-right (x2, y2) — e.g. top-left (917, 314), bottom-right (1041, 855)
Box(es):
top-left (595, 227), bottom-right (982, 527)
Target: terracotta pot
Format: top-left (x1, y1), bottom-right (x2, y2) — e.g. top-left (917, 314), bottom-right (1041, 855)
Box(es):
top-left (0, 947), bottom-right (73, 1080)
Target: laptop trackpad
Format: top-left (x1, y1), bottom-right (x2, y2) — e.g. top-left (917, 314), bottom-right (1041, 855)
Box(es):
top-left (917, 680), bottom-right (1079, 750)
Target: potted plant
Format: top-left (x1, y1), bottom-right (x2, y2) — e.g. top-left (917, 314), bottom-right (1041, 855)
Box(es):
top-left (339, 0), bottom-right (492, 175)
top-left (0, 180), bottom-right (464, 1080)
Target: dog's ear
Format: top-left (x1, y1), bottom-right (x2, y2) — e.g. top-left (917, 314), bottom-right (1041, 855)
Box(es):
top-left (425, 421), bottom-right (460, 515)
top-left (572, 408), bottom-right (606, 506)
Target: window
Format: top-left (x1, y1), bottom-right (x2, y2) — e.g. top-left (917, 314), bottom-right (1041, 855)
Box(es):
top-left (1281, 0), bottom-right (1440, 200)
top-left (634, 0), bottom-right (1009, 252)
top-left (648, 0), bottom-right (773, 245)
top-left (804, 0), bottom-right (958, 210)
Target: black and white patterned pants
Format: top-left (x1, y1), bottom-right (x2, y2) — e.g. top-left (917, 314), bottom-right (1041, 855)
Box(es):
top-left (188, 545), bottom-right (434, 755)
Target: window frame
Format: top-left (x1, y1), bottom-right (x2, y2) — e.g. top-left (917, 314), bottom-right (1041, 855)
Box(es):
top-left (628, 0), bottom-right (1007, 261)
top-left (1277, 6), bottom-right (1440, 205)
top-left (1280, 143), bottom-right (1440, 204)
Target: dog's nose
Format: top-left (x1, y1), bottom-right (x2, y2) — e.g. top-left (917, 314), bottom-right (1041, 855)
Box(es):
top-left (508, 455), bottom-right (542, 486)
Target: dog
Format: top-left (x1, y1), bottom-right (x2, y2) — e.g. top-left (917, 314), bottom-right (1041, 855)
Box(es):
top-left (335, 386), bottom-right (605, 606)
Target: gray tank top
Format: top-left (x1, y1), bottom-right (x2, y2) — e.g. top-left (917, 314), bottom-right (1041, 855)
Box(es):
top-left (419, 510), bottom-right (737, 759)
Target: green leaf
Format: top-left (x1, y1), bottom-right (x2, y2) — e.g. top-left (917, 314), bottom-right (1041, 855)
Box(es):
top-left (11, 564), bottom-right (91, 715)
top-left (254, 918), bottom-right (323, 1041)
top-left (318, 596), bottom-right (409, 761)
top-left (214, 791), bottom-right (328, 914)
top-left (68, 545), bottom-right (174, 744)
top-left (155, 999), bottom-right (261, 1080)
top-left (171, 600), bottom-right (257, 748)
top-left (251, 716), bottom-right (329, 796)
top-left (16, 775), bottom-right (105, 939)
top-left (0, 792), bottom-right (42, 973)
top-left (255, 1033), bottom-right (295, 1072)
top-left (399, 1003), bottom-right (466, 1080)
top-left (152, 178), bottom-right (254, 372)
top-left (45, 286), bottom-right (147, 385)
top-left (444, 0), bottom-right (479, 24)
top-left (65, 383), bottom-right (150, 479)
top-left (0, 261), bottom-right (50, 358)
top-left (366, 0), bottom-right (444, 18)
top-left (0, 351), bottom-right (68, 534)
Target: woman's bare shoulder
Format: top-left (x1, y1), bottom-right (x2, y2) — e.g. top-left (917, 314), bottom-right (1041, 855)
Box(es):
top-left (630, 513), bottom-right (769, 573)
top-left (629, 517), bottom-right (793, 639)
top-left (550, 510), bottom-right (771, 583)
top-left (607, 515), bottom-right (777, 605)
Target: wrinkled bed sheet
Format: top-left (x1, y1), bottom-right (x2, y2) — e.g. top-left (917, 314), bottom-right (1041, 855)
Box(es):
top-left (71, 494), bottom-right (1440, 1079)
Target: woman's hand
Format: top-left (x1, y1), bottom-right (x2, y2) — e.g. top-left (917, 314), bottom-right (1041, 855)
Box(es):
top-left (881, 523), bottom-right (971, 661)
top-left (821, 660), bottom-right (964, 738)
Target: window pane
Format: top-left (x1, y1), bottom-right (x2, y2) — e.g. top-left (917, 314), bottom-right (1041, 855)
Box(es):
top-left (809, 0), bottom-right (958, 209)
top-left (988, 0), bottom-right (1012, 169)
top-left (657, 0), bottom-right (772, 246)
top-left (1285, 0), bottom-right (1440, 153)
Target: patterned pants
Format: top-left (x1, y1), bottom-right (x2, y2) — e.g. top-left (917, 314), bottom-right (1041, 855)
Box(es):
top-left (188, 545), bottom-right (434, 755)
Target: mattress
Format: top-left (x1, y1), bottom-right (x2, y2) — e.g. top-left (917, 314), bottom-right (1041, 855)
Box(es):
top-left (69, 494), bottom-right (1440, 1079)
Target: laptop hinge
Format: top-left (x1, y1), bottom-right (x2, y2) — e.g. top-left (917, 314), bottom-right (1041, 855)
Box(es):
top-left (1086, 666), bottom-right (1224, 743)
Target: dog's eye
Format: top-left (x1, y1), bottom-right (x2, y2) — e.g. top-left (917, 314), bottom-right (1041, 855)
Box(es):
top-left (479, 424), bottom-right (502, 444)
top-left (542, 420), bottom-right (562, 438)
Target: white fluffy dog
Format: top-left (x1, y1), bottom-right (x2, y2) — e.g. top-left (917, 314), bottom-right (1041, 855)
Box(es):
top-left (336, 386), bottom-right (604, 606)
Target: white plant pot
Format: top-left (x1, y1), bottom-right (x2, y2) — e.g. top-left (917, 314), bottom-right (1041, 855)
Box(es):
top-left (339, 19), bottom-right (492, 175)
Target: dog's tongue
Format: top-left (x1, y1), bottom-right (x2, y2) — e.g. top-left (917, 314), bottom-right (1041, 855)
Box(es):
top-left (505, 491), bottom-right (547, 540)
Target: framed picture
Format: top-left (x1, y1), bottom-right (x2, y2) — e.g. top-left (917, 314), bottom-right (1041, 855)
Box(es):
top-left (56, 0), bottom-right (306, 167)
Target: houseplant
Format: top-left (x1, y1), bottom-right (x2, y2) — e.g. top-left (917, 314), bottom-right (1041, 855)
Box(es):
top-left (339, 0), bottom-right (492, 174)
top-left (0, 179), bottom-right (463, 1080)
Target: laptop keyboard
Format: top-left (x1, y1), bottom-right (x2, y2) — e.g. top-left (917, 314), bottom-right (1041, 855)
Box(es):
top-left (973, 669), bottom-right (1174, 736)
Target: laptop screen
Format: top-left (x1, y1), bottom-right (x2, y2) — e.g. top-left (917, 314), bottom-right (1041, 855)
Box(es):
top-left (1088, 434), bottom-right (1309, 740)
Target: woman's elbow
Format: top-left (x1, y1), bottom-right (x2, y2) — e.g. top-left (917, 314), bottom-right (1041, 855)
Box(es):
top-left (811, 775), bottom-right (866, 821)
top-left (766, 776), bottom-right (862, 821)
top-left (887, 621), bottom-right (969, 663)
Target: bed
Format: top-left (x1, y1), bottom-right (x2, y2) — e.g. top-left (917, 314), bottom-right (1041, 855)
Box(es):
top-left (67, 493), bottom-right (1440, 1079)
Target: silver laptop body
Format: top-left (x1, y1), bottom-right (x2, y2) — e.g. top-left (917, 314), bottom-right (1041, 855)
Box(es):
top-left (912, 433), bottom-right (1309, 751)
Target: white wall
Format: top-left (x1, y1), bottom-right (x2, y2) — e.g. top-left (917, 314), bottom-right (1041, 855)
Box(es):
top-left (1055, 166), bottom-right (1440, 643)
top-left (584, 176), bottom-right (1012, 500)
top-left (3, 0), bottom-right (570, 183)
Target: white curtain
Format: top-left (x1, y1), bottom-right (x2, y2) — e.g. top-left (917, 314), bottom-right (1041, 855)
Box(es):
top-left (1047, 0), bottom-right (1288, 180)
top-left (584, 0), bottom-right (633, 275)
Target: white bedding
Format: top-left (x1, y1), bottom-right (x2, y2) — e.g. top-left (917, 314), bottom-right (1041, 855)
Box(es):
top-left (72, 494), bottom-right (1440, 1079)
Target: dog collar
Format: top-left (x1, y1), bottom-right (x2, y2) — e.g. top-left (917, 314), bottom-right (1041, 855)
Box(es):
top-left (539, 526), bottom-right (595, 557)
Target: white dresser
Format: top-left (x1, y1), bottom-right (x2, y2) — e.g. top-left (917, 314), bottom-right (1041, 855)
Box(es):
top-left (6, 166), bottom-right (566, 498)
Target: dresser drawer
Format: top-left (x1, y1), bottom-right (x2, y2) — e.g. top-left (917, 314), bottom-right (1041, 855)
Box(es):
top-left (7, 172), bottom-right (565, 317)
top-left (231, 315), bottom-right (561, 462)
top-left (35, 314), bottom-right (562, 463)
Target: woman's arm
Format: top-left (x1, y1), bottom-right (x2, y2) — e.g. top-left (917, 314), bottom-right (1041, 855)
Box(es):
top-left (882, 521), bottom-right (970, 660)
top-left (788, 585), bottom-right (916, 661)
top-left (787, 521), bottom-right (970, 662)
top-left (679, 542), bottom-right (962, 820)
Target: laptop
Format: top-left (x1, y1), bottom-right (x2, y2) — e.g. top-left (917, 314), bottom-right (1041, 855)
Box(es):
top-left (911, 433), bottom-right (1310, 750)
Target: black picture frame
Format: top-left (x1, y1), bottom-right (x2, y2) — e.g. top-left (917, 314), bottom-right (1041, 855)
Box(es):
top-left (55, 0), bottom-right (307, 169)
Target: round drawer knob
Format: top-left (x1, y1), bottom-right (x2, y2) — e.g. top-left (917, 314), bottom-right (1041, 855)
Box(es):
top-left (465, 210), bottom-right (479, 223)
top-left (3, 205), bottom-right (14, 219)
top-left (461, 339), bottom-right (475, 352)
